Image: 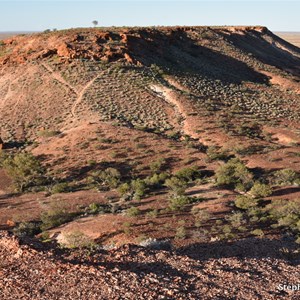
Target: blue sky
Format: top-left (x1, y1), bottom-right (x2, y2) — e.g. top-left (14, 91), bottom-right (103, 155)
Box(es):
top-left (0, 1), bottom-right (299, 32)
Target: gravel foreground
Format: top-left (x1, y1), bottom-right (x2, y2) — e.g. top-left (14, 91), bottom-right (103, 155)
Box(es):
top-left (0, 231), bottom-right (300, 300)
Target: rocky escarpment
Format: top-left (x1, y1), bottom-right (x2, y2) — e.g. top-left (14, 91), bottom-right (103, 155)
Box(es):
top-left (1, 26), bottom-right (299, 74)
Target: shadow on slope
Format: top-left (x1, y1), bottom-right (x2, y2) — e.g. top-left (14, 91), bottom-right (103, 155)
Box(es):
top-left (177, 237), bottom-right (300, 265)
top-left (221, 29), bottom-right (300, 76)
top-left (128, 29), bottom-right (270, 84)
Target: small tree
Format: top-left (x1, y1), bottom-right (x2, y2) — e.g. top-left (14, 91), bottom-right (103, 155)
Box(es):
top-left (215, 158), bottom-right (253, 191)
top-left (1, 152), bottom-right (46, 192)
top-left (92, 20), bottom-right (98, 27)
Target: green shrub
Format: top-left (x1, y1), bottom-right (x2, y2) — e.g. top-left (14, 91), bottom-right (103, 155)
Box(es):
top-left (272, 169), bottom-right (298, 186)
top-left (226, 212), bottom-right (244, 228)
top-left (249, 182), bottom-right (272, 198)
top-left (40, 203), bottom-right (73, 230)
top-left (146, 209), bottom-right (159, 218)
top-left (1, 152), bottom-right (46, 192)
top-left (192, 208), bottom-right (211, 227)
top-left (169, 195), bottom-right (190, 211)
top-left (126, 206), bottom-right (141, 217)
top-left (118, 182), bottom-right (131, 197)
top-left (206, 146), bottom-right (229, 161)
top-left (136, 143), bottom-right (147, 149)
top-left (251, 229), bottom-right (264, 237)
top-left (130, 179), bottom-right (147, 200)
top-left (235, 123), bottom-right (262, 139)
top-left (165, 176), bottom-right (188, 196)
top-left (166, 131), bottom-right (181, 140)
top-left (174, 166), bottom-right (201, 182)
top-left (144, 172), bottom-right (169, 188)
top-left (51, 182), bottom-right (70, 194)
top-left (215, 158), bottom-right (253, 190)
top-left (118, 177), bottom-right (148, 201)
top-left (266, 199), bottom-right (300, 232)
top-left (122, 222), bottom-right (132, 234)
top-left (88, 202), bottom-right (103, 214)
top-left (175, 226), bottom-right (187, 239)
top-left (149, 158), bottom-right (166, 174)
top-left (60, 231), bottom-right (96, 249)
top-left (234, 195), bottom-right (258, 210)
top-left (88, 167), bottom-right (121, 189)
top-left (13, 222), bottom-right (41, 237)
top-left (98, 137), bottom-right (118, 144)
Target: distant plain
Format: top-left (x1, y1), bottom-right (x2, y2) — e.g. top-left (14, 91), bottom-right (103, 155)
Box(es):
top-left (276, 31), bottom-right (300, 47)
top-left (0, 31), bottom-right (35, 39)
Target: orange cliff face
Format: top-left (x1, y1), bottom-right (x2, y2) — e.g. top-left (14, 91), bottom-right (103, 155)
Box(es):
top-left (0, 29), bottom-right (137, 65)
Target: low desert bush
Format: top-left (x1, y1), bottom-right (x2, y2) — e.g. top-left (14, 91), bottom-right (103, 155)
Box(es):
top-left (192, 208), bottom-right (211, 227)
top-left (145, 209), bottom-right (159, 218)
top-left (251, 229), bottom-right (264, 237)
top-left (130, 179), bottom-right (147, 200)
top-left (266, 199), bottom-right (300, 232)
top-left (37, 130), bottom-right (60, 138)
top-left (175, 225), bottom-right (187, 239)
top-left (118, 178), bottom-right (147, 200)
top-left (144, 172), bottom-right (169, 188)
top-left (226, 212), bottom-right (244, 228)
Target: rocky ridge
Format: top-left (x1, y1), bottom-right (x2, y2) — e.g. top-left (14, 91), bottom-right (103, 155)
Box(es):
top-left (1, 231), bottom-right (300, 299)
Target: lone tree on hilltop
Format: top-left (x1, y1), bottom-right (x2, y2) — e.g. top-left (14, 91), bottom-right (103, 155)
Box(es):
top-left (92, 20), bottom-right (98, 27)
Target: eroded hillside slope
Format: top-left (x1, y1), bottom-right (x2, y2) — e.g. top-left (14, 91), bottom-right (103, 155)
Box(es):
top-left (0, 26), bottom-right (299, 144)
top-left (0, 27), bottom-right (300, 271)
